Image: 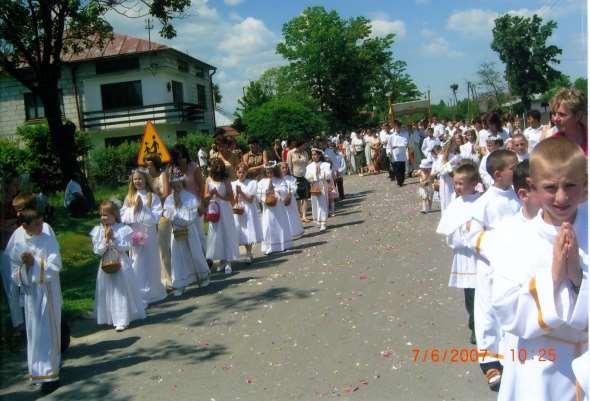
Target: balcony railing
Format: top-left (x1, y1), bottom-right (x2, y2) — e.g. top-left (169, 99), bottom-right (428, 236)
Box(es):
top-left (82, 102), bottom-right (205, 130)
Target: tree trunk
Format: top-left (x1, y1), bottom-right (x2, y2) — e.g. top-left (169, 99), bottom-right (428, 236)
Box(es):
top-left (39, 68), bottom-right (79, 185)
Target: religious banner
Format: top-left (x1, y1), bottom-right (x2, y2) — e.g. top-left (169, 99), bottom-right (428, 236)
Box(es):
top-left (391, 99), bottom-right (430, 116)
top-left (137, 120), bottom-right (171, 165)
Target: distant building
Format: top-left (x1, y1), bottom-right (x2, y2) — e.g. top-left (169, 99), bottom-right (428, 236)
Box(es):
top-left (0, 33), bottom-right (217, 147)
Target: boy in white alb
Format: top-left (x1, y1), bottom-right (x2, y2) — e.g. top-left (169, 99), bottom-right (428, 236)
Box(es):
top-left (7, 209), bottom-right (62, 394)
top-left (491, 137), bottom-right (588, 401)
top-left (478, 136), bottom-right (503, 190)
top-left (436, 162), bottom-right (481, 344)
top-left (467, 149), bottom-right (521, 391)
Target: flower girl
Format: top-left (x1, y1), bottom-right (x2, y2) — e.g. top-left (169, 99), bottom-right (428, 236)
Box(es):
top-left (90, 201), bottom-right (145, 331)
top-left (163, 168), bottom-right (210, 296)
top-left (121, 169), bottom-right (167, 305)
top-left (231, 163), bottom-right (262, 263)
top-left (279, 162), bottom-right (303, 238)
top-left (305, 149), bottom-right (332, 231)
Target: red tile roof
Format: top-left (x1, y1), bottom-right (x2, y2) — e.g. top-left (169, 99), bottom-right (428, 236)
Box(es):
top-left (63, 33), bottom-right (169, 62)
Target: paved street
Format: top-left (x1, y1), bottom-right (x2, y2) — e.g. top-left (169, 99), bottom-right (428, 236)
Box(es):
top-left (1, 173), bottom-right (496, 401)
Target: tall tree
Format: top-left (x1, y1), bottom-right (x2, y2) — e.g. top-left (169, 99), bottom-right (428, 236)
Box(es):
top-left (0, 0), bottom-right (190, 182)
top-left (276, 6), bottom-right (395, 131)
top-left (491, 14), bottom-right (562, 110)
top-left (476, 61), bottom-right (507, 107)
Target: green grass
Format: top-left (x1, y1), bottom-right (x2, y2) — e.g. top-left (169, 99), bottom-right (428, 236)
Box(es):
top-left (48, 184), bottom-right (128, 319)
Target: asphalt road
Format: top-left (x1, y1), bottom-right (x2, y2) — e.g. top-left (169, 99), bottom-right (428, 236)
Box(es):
top-left (0, 173), bottom-right (496, 401)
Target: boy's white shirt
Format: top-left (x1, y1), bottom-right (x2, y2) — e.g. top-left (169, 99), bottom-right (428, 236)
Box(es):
top-left (490, 204), bottom-right (588, 401)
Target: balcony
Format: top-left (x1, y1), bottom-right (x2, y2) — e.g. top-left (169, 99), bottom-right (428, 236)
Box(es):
top-left (82, 102), bottom-right (205, 130)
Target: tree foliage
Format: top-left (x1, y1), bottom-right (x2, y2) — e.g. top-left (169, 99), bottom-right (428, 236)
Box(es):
top-left (491, 14), bottom-right (562, 110)
top-left (243, 96), bottom-right (327, 147)
top-left (477, 61), bottom-right (507, 108)
top-left (0, 0), bottom-right (190, 183)
top-left (276, 6), bottom-right (402, 131)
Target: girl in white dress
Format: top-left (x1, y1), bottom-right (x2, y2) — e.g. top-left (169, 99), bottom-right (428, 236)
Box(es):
top-left (163, 168), bottom-right (210, 296)
top-left (232, 163), bottom-right (262, 263)
top-left (257, 162), bottom-right (293, 254)
top-left (279, 162), bottom-right (304, 238)
top-left (305, 149), bottom-right (332, 231)
top-left (91, 201), bottom-right (145, 331)
top-left (205, 158), bottom-right (240, 274)
top-left (121, 169), bottom-right (167, 306)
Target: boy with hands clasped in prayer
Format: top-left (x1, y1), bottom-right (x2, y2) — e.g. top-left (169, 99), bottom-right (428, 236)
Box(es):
top-left (491, 137), bottom-right (588, 401)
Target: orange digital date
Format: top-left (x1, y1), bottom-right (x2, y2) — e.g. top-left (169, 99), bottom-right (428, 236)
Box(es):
top-left (411, 348), bottom-right (483, 363)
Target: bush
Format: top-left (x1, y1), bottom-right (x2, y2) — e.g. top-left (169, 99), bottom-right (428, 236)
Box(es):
top-left (0, 139), bottom-right (27, 196)
top-left (15, 123), bottom-right (90, 193)
top-left (88, 141), bottom-right (140, 186)
top-left (176, 131), bottom-right (214, 161)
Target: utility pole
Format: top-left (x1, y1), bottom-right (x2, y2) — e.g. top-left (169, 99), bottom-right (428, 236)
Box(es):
top-left (145, 18), bottom-right (154, 50)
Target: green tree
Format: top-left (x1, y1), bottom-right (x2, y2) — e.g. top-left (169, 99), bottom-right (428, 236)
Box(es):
top-left (491, 14), bottom-right (562, 110)
top-left (213, 83), bottom-right (222, 105)
top-left (540, 72), bottom-right (572, 104)
top-left (574, 77), bottom-right (588, 98)
top-left (477, 62), bottom-right (507, 108)
top-left (236, 80), bottom-right (273, 116)
top-left (276, 6), bottom-right (395, 131)
top-left (243, 96), bottom-right (327, 147)
top-left (0, 0), bottom-right (190, 183)
top-left (369, 60), bottom-right (421, 122)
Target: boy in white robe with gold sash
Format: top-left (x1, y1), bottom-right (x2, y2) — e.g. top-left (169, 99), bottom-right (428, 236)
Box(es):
top-left (467, 149), bottom-right (521, 391)
top-left (7, 209), bottom-right (62, 394)
top-left (491, 137), bottom-right (588, 401)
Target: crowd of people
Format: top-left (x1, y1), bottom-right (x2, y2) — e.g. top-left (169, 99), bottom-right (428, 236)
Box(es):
top-left (0, 86), bottom-right (587, 400)
top-left (431, 87), bottom-right (587, 401)
top-left (0, 128), bottom-right (351, 393)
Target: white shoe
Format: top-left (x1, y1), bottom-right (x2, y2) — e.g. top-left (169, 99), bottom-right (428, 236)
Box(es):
top-left (320, 224), bottom-right (326, 231)
top-left (173, 288), bottom-right (184, 296)
top-left (224, 265), bottom-right (232, 274)
top-left (115, 325), bottom-right (127, 332)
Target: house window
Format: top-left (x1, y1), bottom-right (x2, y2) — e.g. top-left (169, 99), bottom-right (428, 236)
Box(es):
top-left (24, 91), bottom-right (64, 121)
top-left (172, 81), bottom-right (184, 106)
top-left (196, 84), bottom-right (207, 110)
top-left (96, 57), bottom-right (140, 74)
top-left (178, 59), bottom-right (189, 73)
top-left (195, 67), bottom-right (204, 78)
top-left (100, 81), bottom-right (143, 111)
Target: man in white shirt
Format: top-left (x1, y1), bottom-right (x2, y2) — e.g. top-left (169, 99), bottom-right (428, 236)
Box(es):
top-left (523, 110), bottom-right (543, 153)
top-left (387, 120), bottom-right (409, 186)
top-left (432, 116), bottom-right (446, 140)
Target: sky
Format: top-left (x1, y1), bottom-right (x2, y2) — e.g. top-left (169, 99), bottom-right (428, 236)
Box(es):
top-left (107, 0), bottom-right (588, 115)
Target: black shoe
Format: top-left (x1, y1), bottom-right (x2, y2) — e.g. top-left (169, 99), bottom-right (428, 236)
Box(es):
top-left (469, 330), bottom-right (476, 345)
top-left (40, 380), bottom-right (60, 394)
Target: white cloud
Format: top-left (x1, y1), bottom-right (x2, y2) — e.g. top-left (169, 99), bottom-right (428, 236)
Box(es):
top-left (219, 17), bottom-right (276, 57)
top-left (421, 37), bottom-right (463, 58)
top-left (420, 28), bottom-right (435, 38)
top-left (446, 9), bottom-right (497, 36)
top-left (370, 18), bottom-right (406, 39)
top-left (224, 0), bottom-right (243, 5)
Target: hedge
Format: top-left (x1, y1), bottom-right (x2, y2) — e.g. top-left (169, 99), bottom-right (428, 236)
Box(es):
top-left (88, 141), bottom-right (140, 186)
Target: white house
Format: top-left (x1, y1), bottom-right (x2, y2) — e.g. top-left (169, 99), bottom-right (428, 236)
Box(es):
top-left (0, 33), bottom-right (217, 147)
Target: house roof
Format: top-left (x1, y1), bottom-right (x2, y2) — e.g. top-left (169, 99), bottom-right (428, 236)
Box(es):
top-left (62, 33), bottom-right (215, 69)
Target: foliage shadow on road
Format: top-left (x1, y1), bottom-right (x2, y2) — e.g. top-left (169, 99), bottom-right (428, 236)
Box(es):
top-left (186, 286), bottom-right (315, 329)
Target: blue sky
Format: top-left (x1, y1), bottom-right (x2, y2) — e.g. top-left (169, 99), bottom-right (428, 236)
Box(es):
top-left (107, 0), bottom-right (587, 115)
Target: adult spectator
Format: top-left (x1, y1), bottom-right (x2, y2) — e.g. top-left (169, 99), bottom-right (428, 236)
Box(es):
top-left (387, 120), bottom-right (409, 186)
top-left (550, 87), bottom-right (587, 156)
top-left (64, 172), bottom-right (90, 217)
top-left (287, 140), bottom-right (311, 222)
top-left (242, 137), bottom-right (268, 180)
top-left (523, 110), bottom-right (543, 153)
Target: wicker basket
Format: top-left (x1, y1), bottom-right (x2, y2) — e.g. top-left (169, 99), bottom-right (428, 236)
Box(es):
top-left (232, 206), bottom-right (244, 215)
top-left (265, 193), bottom-right (277, 207)
top-left (310, 182), bottom-right (322, 196)
top-left (100, 247), bottom-right (121, 274)
top-left (173, 227), bottom-right (189, 240)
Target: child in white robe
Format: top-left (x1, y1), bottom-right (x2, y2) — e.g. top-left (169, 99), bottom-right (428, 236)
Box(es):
top-left (7, 209), bottom-right (62, 393)
top-left (91, 201), bottom-right (145, 331)
top-left (415, 158), bottom-right (434, 213)
top-left (205, 158), bottom-right (240, 274)
top-left (478, 136), bottom-right (503, 190)
top-left (232, 163), bottom-right (263, 263)
top-left (257, 162), bottom-right (293, 255)
top-left (305, 148), bottom-right (332, 231)
top-left (490, 137), bottom-right (588, 401)
top-left (280, 162), bottom-right (304, 238)
top-left (121, 169), bottom-right (167, 306)
top-left (511, 133), bottom-right (530, 162)
top-left (436, 162), bottom-right (481, 345)
top-left (164, 168), bottom-right (210, 295)
top-left (467, 149), bottom-right (521, 391)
